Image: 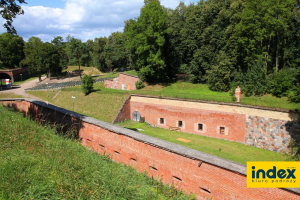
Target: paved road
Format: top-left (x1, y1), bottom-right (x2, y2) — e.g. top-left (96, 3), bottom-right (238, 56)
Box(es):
top-left (0, 76), bottom-right (46, 101)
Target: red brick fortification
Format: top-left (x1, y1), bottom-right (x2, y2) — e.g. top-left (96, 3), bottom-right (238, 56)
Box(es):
top-left (1, 98), bottom-right (299, 200)
top-left (130, 101), bottom-right (246, 143)
top-left (104, 73), bottom-right (140, 90)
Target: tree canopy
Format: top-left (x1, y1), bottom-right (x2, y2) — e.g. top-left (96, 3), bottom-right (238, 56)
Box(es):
top-left (0, 0), bottom-right (27, 34)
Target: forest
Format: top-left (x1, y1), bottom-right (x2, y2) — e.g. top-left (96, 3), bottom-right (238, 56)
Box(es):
top-left (0, 0), bottom-right (300, 102)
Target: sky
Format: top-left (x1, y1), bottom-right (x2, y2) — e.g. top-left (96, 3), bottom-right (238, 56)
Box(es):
top-left (0, 0), bottom-right (199, 42)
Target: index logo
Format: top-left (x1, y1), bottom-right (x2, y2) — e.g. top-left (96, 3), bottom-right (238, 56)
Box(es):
top-left (247, 162), bottom-right (300, 188)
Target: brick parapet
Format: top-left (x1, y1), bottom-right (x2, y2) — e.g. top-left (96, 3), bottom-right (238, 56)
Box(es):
top-left (1, 98), bottom-right (300, 199)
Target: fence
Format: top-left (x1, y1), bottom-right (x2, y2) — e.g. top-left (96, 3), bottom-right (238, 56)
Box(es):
top-left (25, 77), bottom-right (113, 91)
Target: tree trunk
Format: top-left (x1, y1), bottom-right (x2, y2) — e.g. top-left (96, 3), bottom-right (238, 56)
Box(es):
top-left (265, 35), bottom-right (272, 75)
top-left (276, 31), bottom-right (279, 73)
top-left (48, 69), bottom-right (51, 80)
top-left (78, 60), bottom-right (81, 78)
top-left (39, 73), bottom-right (41, 82)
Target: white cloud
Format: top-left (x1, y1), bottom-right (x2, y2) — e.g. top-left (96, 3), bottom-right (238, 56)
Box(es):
top-left (1, 0), bottom-right (193, 42)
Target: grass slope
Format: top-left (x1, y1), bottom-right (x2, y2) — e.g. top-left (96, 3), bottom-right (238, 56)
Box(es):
top-left (0, 92), bottom-right (23, 98)
top-left (0, 106), bottom-right (192, 199)
top-left (28, 82), bottom-right (129, 123)
top-left (118, 121), bottom-right (292, 165)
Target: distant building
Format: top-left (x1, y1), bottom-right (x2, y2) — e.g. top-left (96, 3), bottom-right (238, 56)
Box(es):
top-left (105, 72), bottom-right (140, 91)
top-left (0, 67), bottom-right (29, 86)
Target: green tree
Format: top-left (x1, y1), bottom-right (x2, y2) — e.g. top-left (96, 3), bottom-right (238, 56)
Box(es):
top-left (67, 37), bottom-right (87, 78)
top-left (92, 37), bottom-right (107, 71)
top-left (0, 32), bottom-right (25, 69)
top-left (0, 0), bottom-right (26, 34)
top-left (104, 32), bottom-right (128, 71)
top-left (81, 74), bottom-right (94, 95)
top-left (51, 36), bottom-right (68, 73)
top-left (38, 42), bottom-right (60, 80)
top-left (125, 0), bottom-right (171, 83)
top-left (21, 37), bottom-right (43, 81)
top-left (236, 0), bottom-right (299, 73)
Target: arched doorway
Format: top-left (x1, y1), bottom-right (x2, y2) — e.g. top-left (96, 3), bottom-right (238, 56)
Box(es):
top-left (132, 111), bottom-right (141, 122)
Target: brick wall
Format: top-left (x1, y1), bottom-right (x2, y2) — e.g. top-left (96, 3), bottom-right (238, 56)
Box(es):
top-left (1, 98), bottom-right (300, 199)
top-left (130, 101), bottom-right (246, 142)
top-left (105, 73), bottom-right (140, 90)
top-left (123, 95), bottom-right (299, 153)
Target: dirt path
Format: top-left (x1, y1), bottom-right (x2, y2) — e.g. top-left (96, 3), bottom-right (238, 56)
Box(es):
top-left (0, 76), bottom-right (46, 101)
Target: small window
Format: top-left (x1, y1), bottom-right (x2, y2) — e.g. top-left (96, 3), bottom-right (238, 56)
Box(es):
top-left (198, 123), bottom-right (203, 131)
top-left (160, 118), bottom-right (164, 124)
top-left (178, 121), bottom-right (183, 127)
top-left (220, 127), bottom-right (225, 134)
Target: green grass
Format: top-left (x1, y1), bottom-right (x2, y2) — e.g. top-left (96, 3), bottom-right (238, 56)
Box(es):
top-left (63, 66), bottom-right (102, 76)
top-left (124, 70), bottom-right (139, 76)
top-left (28, 82), bottom-right (129, 123)
top-left (117, 121), bottom-right (292, 165)
top-left (13, 75), bottom-right (40, 85)
top-left (0, 92), bottom-right (23, 98)
top-left (0, 106), bottom-right (192, 199)
top-left (136, 82), bottom-right (300, 110)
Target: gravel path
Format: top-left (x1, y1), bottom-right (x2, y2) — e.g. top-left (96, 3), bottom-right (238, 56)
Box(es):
top-left (0, 76), bottom-right (46, 101)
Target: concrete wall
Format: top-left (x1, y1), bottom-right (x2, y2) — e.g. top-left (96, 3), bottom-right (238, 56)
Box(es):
top-left (1, 98), bottom-right (299, 199)
top-left (104, 73), bottom-right (140, 90)
top-left (127, 95), bottom-right (300, 153)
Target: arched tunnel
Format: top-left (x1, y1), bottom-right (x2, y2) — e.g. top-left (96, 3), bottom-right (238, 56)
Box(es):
top-left (0, 72), bottom-right (13, 88)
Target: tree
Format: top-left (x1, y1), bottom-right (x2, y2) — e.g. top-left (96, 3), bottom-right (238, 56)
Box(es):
top-left (236, 0), bottom-right (299, 73)
top-left (0, 0), bottom-right (27, 34)
top-left (125, 0), bottom-right (171, 83)
top-left (67, 37), bottom-right (87, 78)
top-left (38, 42), bottom-right (60, 80)
top-left (0, 32), bottom-right (25, 69)
top-left (51, 36), bottom-right (68, 73)
top-left (81, 75), bottom-right (94, 95)
top-left (21, 37), bottom-right (43, 81)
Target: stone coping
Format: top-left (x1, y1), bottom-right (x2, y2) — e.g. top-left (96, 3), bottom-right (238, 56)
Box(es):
top-left (131, 94), bottom-right (299, 114)
top-left (1, 98), bottom-right (299, 195)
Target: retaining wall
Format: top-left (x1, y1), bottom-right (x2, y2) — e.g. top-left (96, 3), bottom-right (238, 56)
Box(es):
top-left (1, 98), bottom-right (299, 199)
top-left (105, 73), bottom-right (139, 90)
top-left (115, 95), bottom-right (300, 153)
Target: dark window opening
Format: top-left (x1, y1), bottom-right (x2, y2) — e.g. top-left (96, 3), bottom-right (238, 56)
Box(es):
top-left (131, 158), bottom-right (137, 162)
top-left (173, 176), bottom-right (182, 181)
top-left (114, 151), bottom-right (120, 154)
top-left (178, 121), bottom-right (183, 127)
top-left (200, 187), bottom-right (211, 194)
top-left (150, 166), bottom-right (158, 171)
top-left (220, 127), bottom-right (225, 134)
top-left (198, 123), bottom-right (203, 130)
top-left (160, 118), bottom-right (164, 124)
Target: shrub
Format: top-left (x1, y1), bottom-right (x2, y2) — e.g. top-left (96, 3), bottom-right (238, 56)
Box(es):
top-left (266, 68), bottom-right (297, 97)
top-left (135, 81), bottom-right (145, 89)
top-left (81, 75), bottom-right (94, 95)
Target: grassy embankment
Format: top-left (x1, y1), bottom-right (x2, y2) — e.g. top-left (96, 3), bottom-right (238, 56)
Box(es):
top-left (0, 93), bottom-right (23, 98)
top-left (0, 106), bottom-right (192, 199)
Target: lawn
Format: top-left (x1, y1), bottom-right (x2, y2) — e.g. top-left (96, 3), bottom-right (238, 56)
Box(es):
top-left (0, 106), bottom-right (192, 199)
top-left (63, 66), bottom-right (103, 77)
top-left (117, 121), bottom-right (292, 165)
top-left (28, 82), bottom-right (129, 123)
top-left (0, 92), bottom-right (23, 98)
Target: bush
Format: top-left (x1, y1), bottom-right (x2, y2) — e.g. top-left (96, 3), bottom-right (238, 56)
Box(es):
top-left (135, 81), bottom-right (145, 89)
top-left (266, 68), bottom-right (297, 97)
top-left (81, 75), bottom-right (94, 95)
